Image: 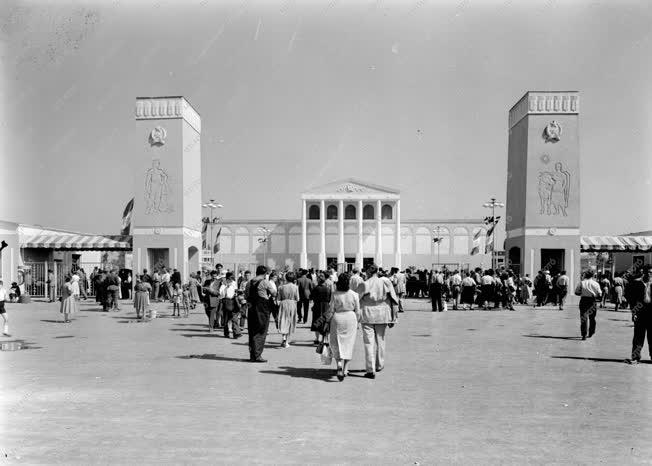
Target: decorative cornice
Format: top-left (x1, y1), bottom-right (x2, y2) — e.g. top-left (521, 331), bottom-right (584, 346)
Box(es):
top-left (509, 91), bottom-right (579, 129)
top-left (135, 96), bottom-right (201, 133)
top-left (506, 227), bottom-right (580, 239)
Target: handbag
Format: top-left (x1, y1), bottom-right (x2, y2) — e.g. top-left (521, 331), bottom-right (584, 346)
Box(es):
top-left (222, 297), bottom-right (235, 312)
top-left (320, 343), bottom-right (332, 365)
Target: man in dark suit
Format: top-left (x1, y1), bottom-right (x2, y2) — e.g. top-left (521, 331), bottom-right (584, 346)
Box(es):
top-left (202, 270), bottom-right (221, 331)
top-left (297, 269), bottom-right (313, 324)
top-left (629, 265), bottom-right (652, 364)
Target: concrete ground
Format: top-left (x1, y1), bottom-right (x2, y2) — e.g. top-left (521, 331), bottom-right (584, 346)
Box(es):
top-left (1, 297), bottom-right (652, 465)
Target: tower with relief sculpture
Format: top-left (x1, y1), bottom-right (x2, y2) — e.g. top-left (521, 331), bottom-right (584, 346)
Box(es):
top-left (132, 96), bottom-right (202, 280)
top-left (504, 91), bottom-right (580, 289)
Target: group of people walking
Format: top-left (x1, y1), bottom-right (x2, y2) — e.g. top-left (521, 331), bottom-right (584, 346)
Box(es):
top-left (36, 258), bottom-right (652, 375)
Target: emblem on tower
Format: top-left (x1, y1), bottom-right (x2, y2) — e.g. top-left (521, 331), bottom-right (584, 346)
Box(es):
top-left (149, 126), bottom-right (167, 146)
top-left (543, 121), bottom-right (562, 143)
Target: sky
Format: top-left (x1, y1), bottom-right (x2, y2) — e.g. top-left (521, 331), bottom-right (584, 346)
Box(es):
top-left (1, 0), bottom-right (651, 240)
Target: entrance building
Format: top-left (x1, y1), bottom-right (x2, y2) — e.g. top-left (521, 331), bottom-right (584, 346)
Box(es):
top-left (504, 91), bottom-right (581, 287)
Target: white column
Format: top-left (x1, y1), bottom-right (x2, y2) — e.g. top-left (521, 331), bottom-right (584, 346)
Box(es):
top-left (530, 248), bottom-right (535, 278)
top-left (570, 249), bottom-right (575, 290)
top-left (319, 199), bottom-right (326, 270)
top-left (300, 199), bottom-right (307, 268)
top-left (338, 199), bottom-right (345, 265)
top-left (376, 199), bottom-right (382, 267)
top-left (173, 247), bottom-right (178, 269)
top-left (356, 199), bottom-right (363, 270)
top-left (394, 200), bottom-right (401, 270)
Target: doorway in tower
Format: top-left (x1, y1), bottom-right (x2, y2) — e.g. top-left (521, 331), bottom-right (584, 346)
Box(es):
top-left (541, 249), bottom-right (564, 275)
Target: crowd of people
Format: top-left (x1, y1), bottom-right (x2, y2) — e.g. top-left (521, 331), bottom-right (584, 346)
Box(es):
top-left (5, 259), bottom-right (648, 376)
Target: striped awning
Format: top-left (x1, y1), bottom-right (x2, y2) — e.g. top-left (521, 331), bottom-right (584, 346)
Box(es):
top-left (22, 234), bottom-right (132, 250)
top-left (580, 235), bottom-right (652, 252)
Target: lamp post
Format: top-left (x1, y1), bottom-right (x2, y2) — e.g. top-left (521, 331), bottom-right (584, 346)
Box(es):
top-left (201, 199), bottom-right (223, 268)
top-left (432, 226), bottom-right (442, 269)
top-left (482, 197), bottom-right (504, 270)
top-left (257, 227), bottom-right (271, 267)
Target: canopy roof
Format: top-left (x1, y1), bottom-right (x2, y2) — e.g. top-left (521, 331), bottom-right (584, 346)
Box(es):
top-left (21, 233), bottom-right (132, 251)
top-left (580, 235), bottom-right (652, 252)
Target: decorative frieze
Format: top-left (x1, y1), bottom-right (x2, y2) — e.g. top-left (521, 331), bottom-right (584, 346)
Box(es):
top-left (509, 91), bottom-right (579, 129)
top-left (135, 96), bottom-right (201, 133)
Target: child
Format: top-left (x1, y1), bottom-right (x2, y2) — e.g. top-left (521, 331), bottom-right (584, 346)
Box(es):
top-left (182, 284), bottom-right (191, 318)
top-left (171, 282), bottom-right (182, 317)
top-left (0, 280), bottom-right (9, 336)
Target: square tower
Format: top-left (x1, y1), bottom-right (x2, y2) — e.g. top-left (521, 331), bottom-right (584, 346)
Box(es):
top-left (505, 91), bottom-right (580, 287)
top-left (132, 96), bottom-right (202, 280)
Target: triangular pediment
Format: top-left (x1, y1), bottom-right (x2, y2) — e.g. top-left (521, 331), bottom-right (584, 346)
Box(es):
top-left (303, 178), bottom-right (400, 196)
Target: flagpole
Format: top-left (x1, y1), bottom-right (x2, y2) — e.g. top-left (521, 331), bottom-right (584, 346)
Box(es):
top-left (483, 197), bottom-right (504, 270)
top-left (202, 199), bottom-right (223, 268)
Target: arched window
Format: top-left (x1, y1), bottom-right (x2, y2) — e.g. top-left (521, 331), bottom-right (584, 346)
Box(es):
top-left (326, 204), bottom-right (338, 220)
top-left (308, 205), bottom-right (320, 220)
top-left (381, 204), bottom-right (393, 220)
top-left (344, 204), bottom-right (356, 220)
top-left (363, 204), bottom-right (375, 220)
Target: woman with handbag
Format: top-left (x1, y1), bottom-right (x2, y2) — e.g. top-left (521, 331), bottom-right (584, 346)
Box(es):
top-left (324, 273), bottom-right (361, 381)
top-left (310, 272), bottom-right (331, 345)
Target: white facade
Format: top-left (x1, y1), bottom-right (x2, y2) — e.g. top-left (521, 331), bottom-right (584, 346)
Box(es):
top-left (211, 179), bottom-right (491, 272)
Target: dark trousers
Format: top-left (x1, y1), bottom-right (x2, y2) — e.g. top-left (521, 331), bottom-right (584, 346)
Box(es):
top-left (431, 292), bottom-right (443, 312)
top-left (579, 297), bottom-right (598, 337)
top-left (632, 309), bottom-right (652, 361)
top-left (208, 305), bottom-right (224, 329)
top-left (536, 290), bottom-right (548, 307)
top-left (224, 310), bottom-right (242, 337)
top-left (248, 300), bottom-right (271, 360)
top-left (558, 287), bottom-right (568, 309)
top-left (298, 299), bottom-right (310, 323)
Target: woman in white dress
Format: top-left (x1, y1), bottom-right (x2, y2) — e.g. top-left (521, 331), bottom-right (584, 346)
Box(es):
top-left (60, 276), bottom-right (77, 323)
top-left (324, 272), bottom-right (361, 381)
top-left (277, 271), bottom-right (299, 347)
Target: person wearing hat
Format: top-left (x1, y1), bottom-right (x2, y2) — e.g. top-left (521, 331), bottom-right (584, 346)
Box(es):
top-left (628, 265), bottom-right (652, 364)
top-left (573, 270), bottom-right (602, 340)
top-left (202, 270), bottom-right (222, 331)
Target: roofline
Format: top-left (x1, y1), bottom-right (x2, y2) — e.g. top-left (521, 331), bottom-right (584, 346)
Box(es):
top-left (508, 90), bottom-right (580, 113)
top-left (303, 177), bottom-right (400, 195)
top-left (217, 218), bottom-right (486, 225)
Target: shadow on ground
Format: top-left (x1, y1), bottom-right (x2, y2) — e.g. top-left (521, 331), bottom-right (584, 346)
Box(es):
top-left (523, 334), bottom-right (583, 341)
top-left (258, 366), bottom-right (338, 382)
top-left (551, 356), bottom-right (637, 364)
top-left (177, 354), bottom-right (250, 362)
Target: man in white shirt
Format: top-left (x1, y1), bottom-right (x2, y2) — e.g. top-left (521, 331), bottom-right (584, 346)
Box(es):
top-left (574, 270), bottom-right (602, 340)
top-left (556, 271), bottom-right (570, 310)
top-left (160, 268), bottom-right (171, 302)
top-left (219, 272), bottom-right (241, 339)
top-left (450, 270), bottom-right (462, 310)
top-left (349, 268), bottom-right (364, 296)
top-left (0, 280), bottom-right (9, 336)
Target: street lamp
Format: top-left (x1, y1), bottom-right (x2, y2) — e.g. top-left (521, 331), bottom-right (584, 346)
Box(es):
top-left (482, 197), bottom-right (504, 270)
top-left (202, 199), bottom-right (223, 267)
top-left (432, 226), bottom-right (442, 269)
top-left (257, 227), bottom-right (271, 267)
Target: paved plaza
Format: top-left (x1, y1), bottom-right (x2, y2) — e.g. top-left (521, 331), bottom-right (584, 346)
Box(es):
top-left (2, 298), bottom-right (652, 465)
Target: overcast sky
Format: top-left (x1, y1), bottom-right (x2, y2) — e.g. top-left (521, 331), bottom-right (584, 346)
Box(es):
top-left (1, 0), bottom-right (651, 238)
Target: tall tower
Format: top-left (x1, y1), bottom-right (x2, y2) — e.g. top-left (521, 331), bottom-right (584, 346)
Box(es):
top-left (505, 91), bottom-right (580, 288)
top-left (132, 96), bottom-right (203, 279)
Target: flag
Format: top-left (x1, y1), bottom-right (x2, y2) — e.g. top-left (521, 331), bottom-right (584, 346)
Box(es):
top-left (470, 245), bottom-right (480, 256)
top-left (486, 224), bottom-right (496, 238)
top-left (432, 237), bottom-right (442, 243)
top-left (120, 198), bottom-right (134, 235)
top-left (483, 216), bottom-right (492, 225)
top-left (201, 220), bottom-right (208, 249)
top-left (213, 227), bottom-right (222, 254)
top-left (485, 242), bottom-right (493, 254)
top-left (473, 229), bottom-right (482, 241)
